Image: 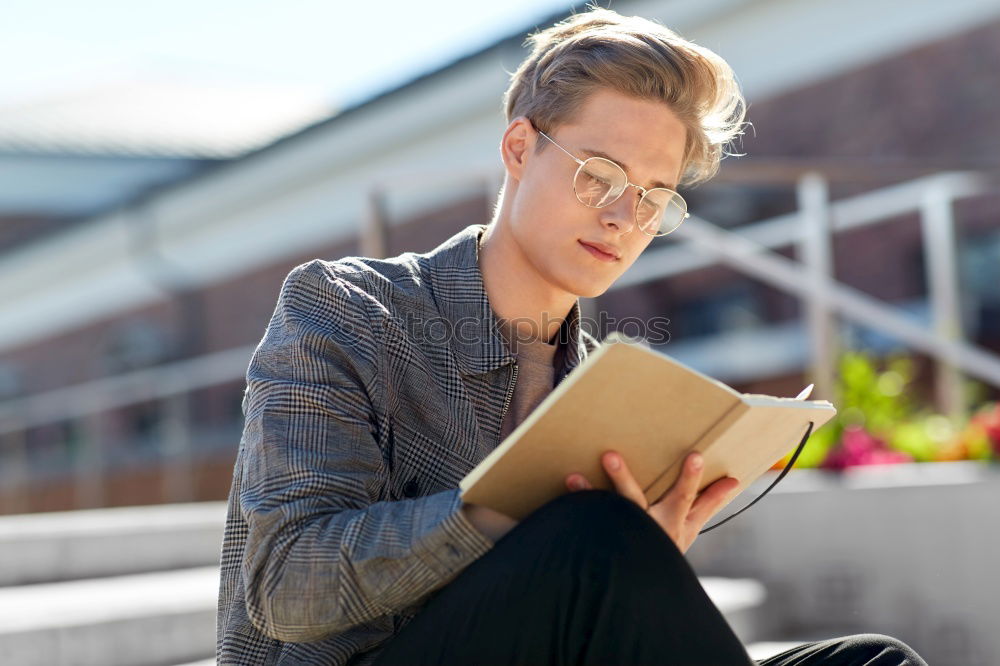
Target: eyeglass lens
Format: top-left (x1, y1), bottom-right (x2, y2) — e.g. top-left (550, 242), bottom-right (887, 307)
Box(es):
top-left (573, 157), bottom-right (685, 236)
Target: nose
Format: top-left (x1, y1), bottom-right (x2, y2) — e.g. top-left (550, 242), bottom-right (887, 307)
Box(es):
top-left (598, 186), bottom-right (638, 235)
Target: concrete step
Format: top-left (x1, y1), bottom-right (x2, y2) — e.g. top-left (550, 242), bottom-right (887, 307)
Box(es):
top-left (0, 502), bottom-right (772, 665)
top-left (173, 641), bottom-right (814, 665)
top-left (747, 634), bottom-right (870, 662)
top-left (747, 640), bottom-right (811, 661)
top-left (165, 576), bottom-right (769, 666)
top-left (0, 566), bottom-right (218, 666)
top-left (0, 564), bottom-right (768, 666)
top-left (700, 576), bottom-right (769, 644)
top-left (0, 502), bottom-right (226, 586)
top-left (172, 641), bottom-right (819, 665)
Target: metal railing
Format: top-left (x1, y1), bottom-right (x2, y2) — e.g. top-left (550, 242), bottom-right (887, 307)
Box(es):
top-left (614, 170), bottom-right (999, 415)
top-left (1, 164), bottom-right (998, 511)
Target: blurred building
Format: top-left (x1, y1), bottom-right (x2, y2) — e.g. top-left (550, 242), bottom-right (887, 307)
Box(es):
top-left (1, 0), bottom-right (999, 515)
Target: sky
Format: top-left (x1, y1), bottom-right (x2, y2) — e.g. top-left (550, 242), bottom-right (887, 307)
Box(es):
top-left (0, 0), bottom-right (584, 109)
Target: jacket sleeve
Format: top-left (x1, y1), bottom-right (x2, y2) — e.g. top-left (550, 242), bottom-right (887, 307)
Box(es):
top-left (238, 260), bottom-right (494, 643)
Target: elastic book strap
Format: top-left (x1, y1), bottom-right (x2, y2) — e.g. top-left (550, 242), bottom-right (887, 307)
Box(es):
top-left (698, 420), bottom-right (815, 535)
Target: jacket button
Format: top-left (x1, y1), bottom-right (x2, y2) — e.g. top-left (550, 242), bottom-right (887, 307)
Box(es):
top-left (403, 478), bottom-right (420, 498)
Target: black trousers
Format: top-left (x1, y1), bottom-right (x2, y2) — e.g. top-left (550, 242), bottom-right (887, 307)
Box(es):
top-left (373, 490), bottom-right (926, 666)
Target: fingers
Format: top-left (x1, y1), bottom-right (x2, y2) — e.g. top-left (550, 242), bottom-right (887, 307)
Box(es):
top-left (565, 452), bottom-right (648, 511)
top-left (643, 452), bottom-right (707, 553)
top-left (601, 451), bottom-right (648, 509)
top-left (688, 476), bottom-right (740, 527)
top-left (566, 452), bottom-right (734, 534)
top-left (565, 473), bottom-right (592, 492)
top-left (659, 452), bottom-right (705, 517)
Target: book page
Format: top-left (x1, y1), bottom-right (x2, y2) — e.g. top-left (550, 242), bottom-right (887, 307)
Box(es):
top-left (460, 336), bottom-right (743, 520)
top-left (460, 334), bottom-right (836, 520)
top-left (643, 400), bottom-right (835, 511)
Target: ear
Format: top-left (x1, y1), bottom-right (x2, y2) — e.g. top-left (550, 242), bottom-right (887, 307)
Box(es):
top-left (499, 116), bottom-right (536, 183)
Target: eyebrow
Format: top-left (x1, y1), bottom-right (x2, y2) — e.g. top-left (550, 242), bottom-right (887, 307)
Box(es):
top-left (581, 147), bottom-right (678, 191)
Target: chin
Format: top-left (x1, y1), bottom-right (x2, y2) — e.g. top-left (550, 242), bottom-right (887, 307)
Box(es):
top-left (578, 283), bottom-right (612, 298)
top-left (541, 255), bottom-right (619, 299)
top-left (559, 275), bottom-right (614, 299)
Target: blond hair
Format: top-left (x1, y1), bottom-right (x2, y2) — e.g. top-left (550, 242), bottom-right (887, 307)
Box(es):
top-left (503, 7), bottom-right (747, 187)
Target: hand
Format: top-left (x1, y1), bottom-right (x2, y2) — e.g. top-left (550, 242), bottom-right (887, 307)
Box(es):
top-left (565, 451), bottom-right (739, 554)
top-left (461, 502), bottom-right (518, 543)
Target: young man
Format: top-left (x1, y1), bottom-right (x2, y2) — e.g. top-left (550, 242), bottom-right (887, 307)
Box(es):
top-left (217, 8), bottom-right (927, 665)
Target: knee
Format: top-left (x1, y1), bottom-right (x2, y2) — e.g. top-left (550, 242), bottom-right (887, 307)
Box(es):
top-left (493, 490), bottom-right (697, 602)
top-left (837, 634), bottom-right (927, 665)
top-left (522, 490), bottom-right (671, 560)
top-left (531, 489), bottom-right (649, 531)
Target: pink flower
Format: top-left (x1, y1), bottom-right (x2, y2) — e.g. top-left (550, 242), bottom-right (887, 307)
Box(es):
top-left (821, 425), bottom-right (913, 470)
top-left (972, 404), bottom-right (1000, 457)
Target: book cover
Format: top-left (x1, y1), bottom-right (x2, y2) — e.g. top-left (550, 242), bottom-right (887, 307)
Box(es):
top-left (460, 332), bottom-right (836, 520)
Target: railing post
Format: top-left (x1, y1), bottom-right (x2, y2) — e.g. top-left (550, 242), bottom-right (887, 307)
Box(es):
top-left (797, 172), bottom-right (838, 401)
top-left (76, 413), bottom-right (105, 509)
top-left (162, 392), bottom-right (195, 503)
top-left (920, 180), bottom-right (966, 420)
top-left (0, 425), bottom-right (29, 514)
top-left (362, 188), bottom-right (389, 259)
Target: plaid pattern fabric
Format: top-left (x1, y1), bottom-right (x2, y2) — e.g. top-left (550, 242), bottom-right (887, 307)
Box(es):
top-left (217, 223), bottom-right (598, 665)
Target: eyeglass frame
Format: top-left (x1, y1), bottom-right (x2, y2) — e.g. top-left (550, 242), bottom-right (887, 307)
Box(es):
top-left (534, 128), bottom-right (690, 237)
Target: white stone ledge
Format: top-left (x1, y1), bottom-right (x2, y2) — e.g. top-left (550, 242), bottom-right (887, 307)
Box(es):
top-left (756, 460), bottom-right (998, 494)
top-left (0, 567), bottom-right (218, 666)
top-left (0, 502), bottom-right (226, 586)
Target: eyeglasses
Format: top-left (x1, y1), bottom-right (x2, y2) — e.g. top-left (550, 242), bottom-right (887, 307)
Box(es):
top-left (536, 129), bottom-right (689, 237)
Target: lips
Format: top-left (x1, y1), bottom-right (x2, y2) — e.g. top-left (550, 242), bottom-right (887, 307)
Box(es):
top-left (579, 240), bottom-right (620, 260)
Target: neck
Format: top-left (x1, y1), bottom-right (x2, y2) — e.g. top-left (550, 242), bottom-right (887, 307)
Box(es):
top-left (478, 220), bottom-right (577, 345)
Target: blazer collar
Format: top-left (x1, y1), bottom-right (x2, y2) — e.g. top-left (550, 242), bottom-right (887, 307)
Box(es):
top-left (423, 224), bottom-right (588, 377)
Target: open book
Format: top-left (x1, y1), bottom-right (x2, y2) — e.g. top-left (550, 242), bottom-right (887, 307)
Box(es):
top-left (460, 332), bottom-right (836, 521)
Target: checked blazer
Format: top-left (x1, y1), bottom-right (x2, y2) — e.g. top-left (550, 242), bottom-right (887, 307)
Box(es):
top-left (217, 223), bottom-right (599, 665)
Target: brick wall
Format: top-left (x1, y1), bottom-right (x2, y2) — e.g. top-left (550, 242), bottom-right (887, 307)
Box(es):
top-left (0, 195), bottom-right (491, 514)
top-left (3, 17), bottom-right (999, 512)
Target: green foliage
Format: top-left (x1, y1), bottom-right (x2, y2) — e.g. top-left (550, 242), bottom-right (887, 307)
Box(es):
top-left (795, 350), bottom-right (998, 468)
top-left (888, 417), bottom-right (947, 462)
top-left (795, 420), bottom-right (837, 468)
top-left (794, 350), bottom-right (911, 467)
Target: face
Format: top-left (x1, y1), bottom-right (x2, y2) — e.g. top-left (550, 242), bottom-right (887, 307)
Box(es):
top-left (500, 88), bottom-right (687, 298)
